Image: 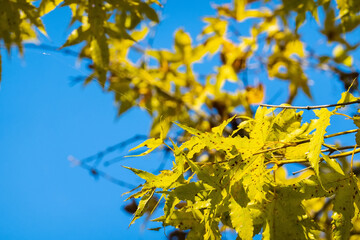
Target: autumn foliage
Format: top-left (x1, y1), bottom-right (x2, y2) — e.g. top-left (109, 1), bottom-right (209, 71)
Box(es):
top-left (2, 0), bottom-right (360, 239)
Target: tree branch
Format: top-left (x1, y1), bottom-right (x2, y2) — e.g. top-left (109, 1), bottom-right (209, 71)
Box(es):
top-left (255, 129), bottom-right (358, 156)
top-left (68, 156), bottom-right (137, 189)
top-left (259, 100), bottom-right (360, 110)
top-left (274, 147), bottom-right (360, 166)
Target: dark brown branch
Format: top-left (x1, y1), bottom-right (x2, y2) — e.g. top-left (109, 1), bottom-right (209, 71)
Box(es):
top-left (260, 100), bottom-right (360, 110)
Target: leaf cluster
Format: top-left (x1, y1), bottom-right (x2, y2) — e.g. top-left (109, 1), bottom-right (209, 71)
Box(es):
top-left (125, 92), bottom-right (360, 239)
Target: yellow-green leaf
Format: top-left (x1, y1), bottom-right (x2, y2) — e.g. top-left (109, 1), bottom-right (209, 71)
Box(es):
top-left (307, 109), bottom-right (332, 178)
top-left (211, 115), bottom-right (236, 136)
top-left (332, 178), bottom-right (357, 240)
top-left (336, 91), bottom-right (358, 110)
top-left (129, 188), bottom-right (155, 226)
top-left (39, 0), bottom-right (63, 15)
top-left (123, 166), bottom-right (156, 182)
top-left (127, 138), bottom-right (163, 157)
top-left (229, 197), bottom-right (254, 240)
top-left (322, 154), bottom-right (345, 175)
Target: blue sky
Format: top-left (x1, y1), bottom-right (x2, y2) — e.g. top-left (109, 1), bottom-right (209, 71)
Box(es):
top-left (0, 0), bottom-right (359, 239)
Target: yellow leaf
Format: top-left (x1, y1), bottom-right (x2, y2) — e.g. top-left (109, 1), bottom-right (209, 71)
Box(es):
top-left (285, 40), bottom-right (305, 58)
top-left (322, 154), bottom-right (345, 175)
top-left (127, 138), bottom-right (163, 157)
top-left (129, 188), bottom-right (155, 226)
top-left (234, 0), bottom-right (246, 21)
top-left (229, 197), bottom-right (254, 240)
top-left (218, 65), bottom-right (237, 83)
top-left (333, 45), bottom-right (345, 58)
top-left (245, 84), bottom-right (265, 104)
top-left (343, 55), bottom-right (353, 67)
top-left (211, 115), bottom-right (236, 136)
top-left (307, 109), bottom-right (332, 179)
top-left (62, 26), bottom-right (90, 48)
top-left (39, 0), bottom-right (63, 15)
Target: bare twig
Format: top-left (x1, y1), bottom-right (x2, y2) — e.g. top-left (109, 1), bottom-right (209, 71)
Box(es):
top-left (321, 145), bottom-right (358, 153)
top-left (275, 147), bottom-right (360, 166)
top-left (68, 156), bottom-right (137, 189)
top-left (80, 134), bottom-right (148, 165)
top-left (260, 100), bottom-right (360, 109)
top-left (254, 129), bottom-right (358, 156)
top-left (324, 129), bottom-right (358, 139)
top-left (292, 166), bottom-right (312, 175)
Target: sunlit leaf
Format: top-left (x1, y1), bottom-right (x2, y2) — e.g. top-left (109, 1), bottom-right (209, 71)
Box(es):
top-left (307, 109), bottom-right (332, 179)
top-left (127, 138), bottom-right (163, 157)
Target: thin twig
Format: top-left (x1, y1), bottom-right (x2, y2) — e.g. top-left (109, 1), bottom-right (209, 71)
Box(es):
top-left (292, 145), bottom-right (359, 175)
top-left (276, 147), bottom-right (360, 165)
top-left (292, 166), bottom-right (312, 175)
top-left (331, 147), bottom-right (360, 158)
top-left (321, 145), bottom-right (358, 153)
top-left (68, 156), bottom-right (137, 189)
top-left (322, 143), bottom-right (338, 153)
top-left (254, 129), bottom-right (358, 156)
top-left (324, 129), bottom-right (358, 139)
top-left (260, 100), bottom-right (360, 109)
top-left (80, 134), bottom-right (148, 164)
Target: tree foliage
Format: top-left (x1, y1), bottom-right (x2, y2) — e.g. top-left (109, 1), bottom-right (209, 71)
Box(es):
top-left (2, 0), bottom-right (360, 239)
top-left (128, 94), bottom-right (360, 239)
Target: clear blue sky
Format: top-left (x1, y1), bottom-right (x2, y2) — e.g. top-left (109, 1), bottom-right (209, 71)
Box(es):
top-left (0, 1), bottom-right (359, 239)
